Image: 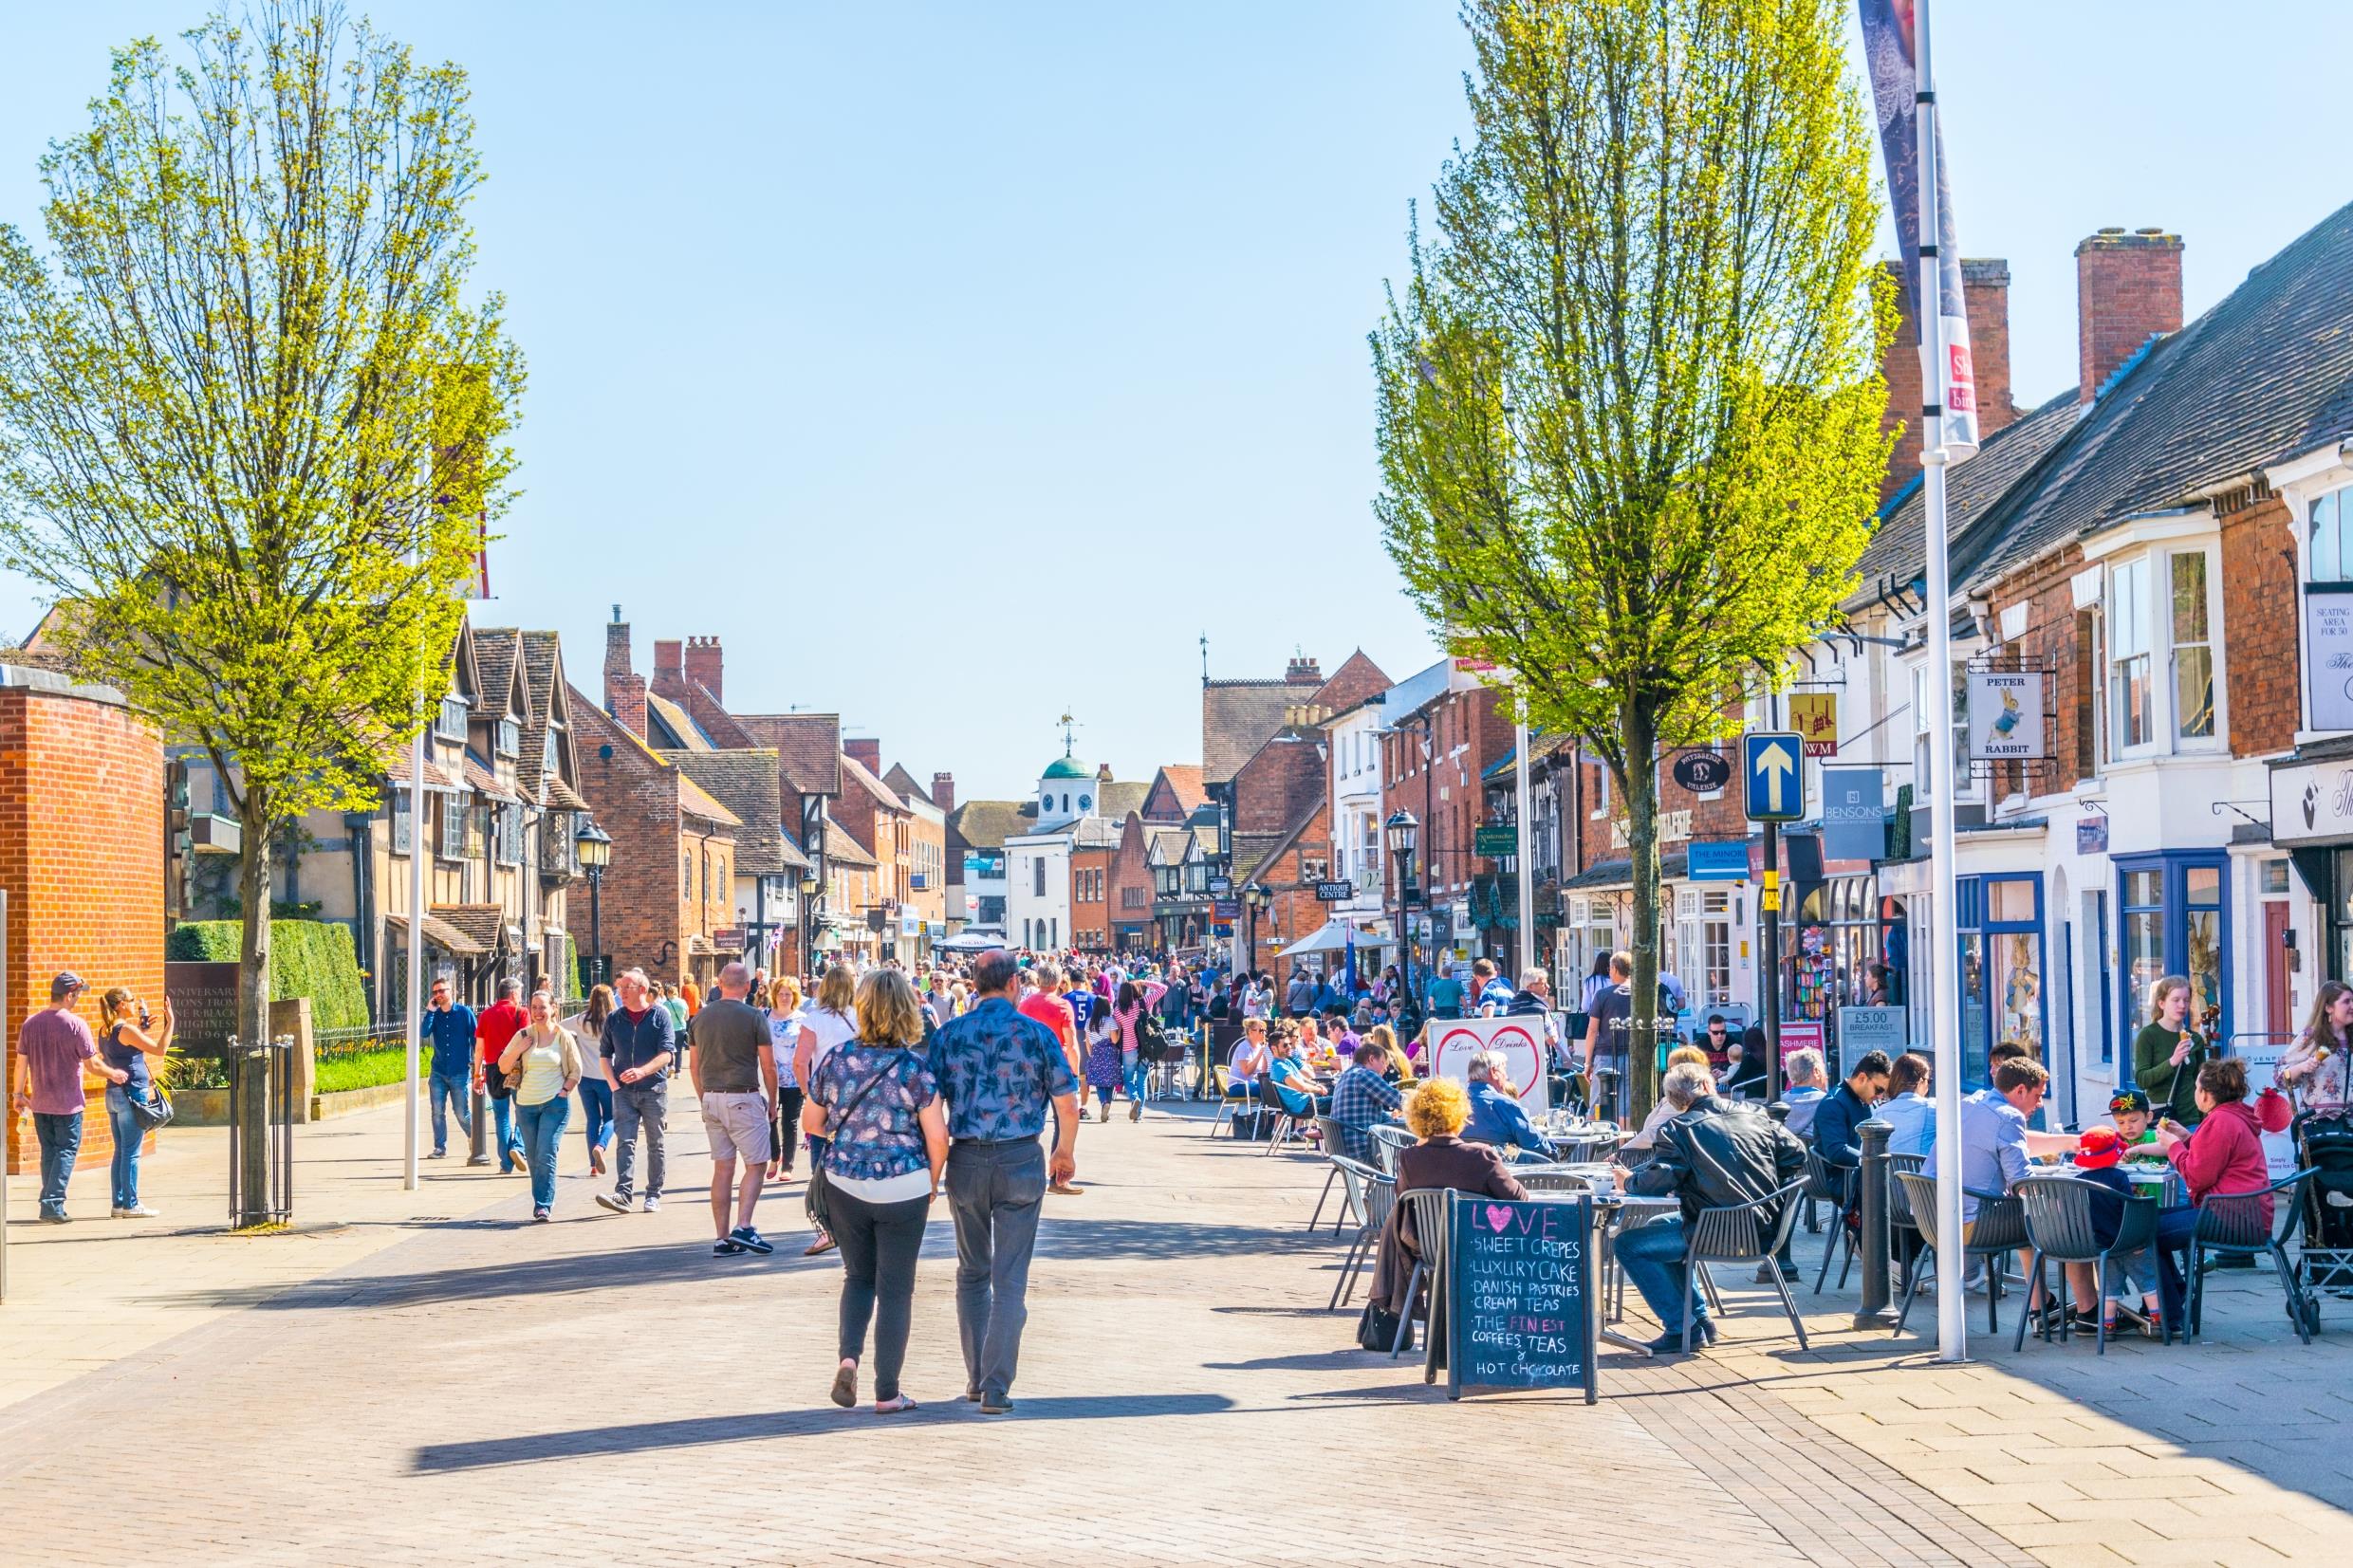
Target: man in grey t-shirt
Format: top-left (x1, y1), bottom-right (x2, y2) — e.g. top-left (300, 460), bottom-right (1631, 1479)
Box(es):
top-left (691, 962), bottom-right (780, 1257)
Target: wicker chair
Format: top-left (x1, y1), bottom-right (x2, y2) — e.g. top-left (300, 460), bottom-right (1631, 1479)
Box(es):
top-left (1892, 1171), bottom-right (2029, 1337)
top-left (2011, 1175), bottom-right (2162, 1354)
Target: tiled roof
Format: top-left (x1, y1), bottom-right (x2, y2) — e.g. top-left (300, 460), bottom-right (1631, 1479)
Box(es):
top-left (543, 775), bottom-right (589, 812)
top-left (818, 810), bottom-right (879, 866)
top-left (384, 910), bottom-right (486, 957)
top-left (1850, 390), bottom-right (2082, 603)
top-left (431, 903), bottom-right (510, 953)
top-left (840, 751), bottom-right (905, 812)
top-left (1202, 679), bottom-right (1296, 784)
top-left (461, 757), bottom-right (518, 802)
top-left (1235, 798), bottom-right (1325, 885)
top-left (947, 799), bottom-right (1028, 852)
top-left (882, 763), bottom-right (936, 808)
top-left (661, 749), bottom-right (788, 876)
top-left (1144, 827), bottom-right (1196, 864)
top-left (1151, 764), bottom-right (1207, 815)
top-left (1068, 815), bottom-right (1122, 849)
top-left (645, 692), bottom-right (713, 751)
top-left (1965, 199), bottom-right (2353, 586)
top-left (382, 749), bottom-right (458, 790)
top-left (776, 828), bottom-right (813, 872)
top-left (513, 631), bottom-right (563, 797)
top-left (1102, 781), bottom-right (1149, 821)
top-left (733, 713), bottom-right (841, 796)
top-left (472, 630), bottom-right (522, 723)
top-left (676, 774), bottom-right (742, 830)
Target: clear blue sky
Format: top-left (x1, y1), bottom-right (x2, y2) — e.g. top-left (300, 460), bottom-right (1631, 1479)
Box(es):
top-left (2, 2), bottom-right (2347, 802)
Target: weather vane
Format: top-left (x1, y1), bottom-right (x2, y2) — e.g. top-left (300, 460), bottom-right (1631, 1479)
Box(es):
top-left (1058, 709), bottom-right (1080, 757)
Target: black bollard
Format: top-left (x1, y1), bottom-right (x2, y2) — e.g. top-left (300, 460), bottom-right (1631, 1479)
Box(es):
top-left (1853, 1117), bottom-right (1895, 1329)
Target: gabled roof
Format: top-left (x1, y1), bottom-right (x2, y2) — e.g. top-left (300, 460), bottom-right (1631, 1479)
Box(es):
top-left (514, 631), bottom-right (566, 799)
top-left (840, 751), bottom-right (906, 812)
top-left (472, 629), bottom-right (524, 724)
top-left (645, 692), bottom-right (713, 751)
top-left (948, 799), bottom-right (1028, 852)
top-left (1144, 826), bottom-right (1197, 865)
top-left (676, 774), bottom-right (741, 830)
top-left (662, 748), bottom-right (789, 875)
top-left (732, 713), bottom-right (842, 796)
top-left (882, 764), bottom-right (935, 808)
top-left (1148, 764), bottom-right (1206, 816)
top-left (1964, 199), bottom-right (2353, 587)
top-left (1849, 389), bottom-right (2081, 606)
top-left (819, 810), bottom-right (879, 867)
top-left (432, 903), bottom-right (510, 953)
top-left (1202, 679), bottom-right (1297, 784)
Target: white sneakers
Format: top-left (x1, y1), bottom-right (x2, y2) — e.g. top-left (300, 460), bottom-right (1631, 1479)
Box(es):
top-left (112, 1206), bottom-right (158, 1219)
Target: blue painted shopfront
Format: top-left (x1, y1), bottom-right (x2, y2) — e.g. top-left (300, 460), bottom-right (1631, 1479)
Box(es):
top-left (2113, 851), bottom-right (2231, 1058)
top-left (1955, 873), bottom-right (2047, 1092)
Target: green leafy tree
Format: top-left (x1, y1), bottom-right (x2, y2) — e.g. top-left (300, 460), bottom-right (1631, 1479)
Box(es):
top-left (0, 1), bottom-right (522, 1220)
top-left (1375, 0), bottom-right (1891, 1117)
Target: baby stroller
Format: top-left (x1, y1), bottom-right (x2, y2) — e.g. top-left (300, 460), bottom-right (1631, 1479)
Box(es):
top-left (2296, 1112), bottom-right (2353, 1327)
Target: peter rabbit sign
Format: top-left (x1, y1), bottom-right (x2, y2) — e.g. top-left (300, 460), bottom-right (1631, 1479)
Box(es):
top-left (1965, 671), bottom-right (2047, 761)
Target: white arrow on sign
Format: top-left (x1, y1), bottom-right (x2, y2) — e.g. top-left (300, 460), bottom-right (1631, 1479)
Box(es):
top-left (1757, 741), bottom-right (1796, 813)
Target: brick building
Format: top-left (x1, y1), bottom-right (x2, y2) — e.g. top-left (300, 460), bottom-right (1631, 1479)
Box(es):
top-left (882, 764), bottom-right (950, 938)
top-left (0, 665), bottom-right (164, 1176)
top-left (1379, 665), bottom-right (1512, 973)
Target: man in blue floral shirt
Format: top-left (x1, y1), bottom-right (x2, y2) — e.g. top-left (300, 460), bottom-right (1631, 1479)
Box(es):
top-left (1328, 1037), bottom-right (1402, 1161)
top-left (927, 949), bottom-right (1082, 1414)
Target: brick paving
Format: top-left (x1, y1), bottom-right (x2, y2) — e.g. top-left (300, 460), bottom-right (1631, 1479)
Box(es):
top-left (2, 1092), bottom-right (2348, 1565)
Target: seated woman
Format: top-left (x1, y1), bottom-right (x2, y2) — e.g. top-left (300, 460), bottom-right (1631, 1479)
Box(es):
top-left (1223, 1018), bottom-right (1271, 1099)
top-left (1366, 1079), bottom-right (1529, 1323)
top-left (2146, 1057), bottom-right (2271, 1337)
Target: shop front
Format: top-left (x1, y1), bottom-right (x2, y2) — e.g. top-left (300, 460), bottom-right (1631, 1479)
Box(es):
top-left (1954, 873), bottom-right (2047, 1091)
top-left (2113, 851), bottom-right (2230, 1044)
top-left (2272, 745), bottom-right (2353, 993)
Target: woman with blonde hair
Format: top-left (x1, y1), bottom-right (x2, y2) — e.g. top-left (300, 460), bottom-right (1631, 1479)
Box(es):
top-left (2133, 974), bottom-right (2207, 1129)
top-left (1365, 1023), bottom-right (1406, 1084)
top-left (804, 968), bottom-right (947, 1414)
top-left (765, 977), bottom-right (806, 1184)
top-left (497, 990), bottom-right (585, 1222)
top-left (793, 963), bottom-right (861, 1253)
top-left (1364, 1078), bottom-right (1528, 1329)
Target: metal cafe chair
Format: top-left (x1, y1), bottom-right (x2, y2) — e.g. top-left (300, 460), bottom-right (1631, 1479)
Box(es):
top-left (2183, 1171), bottom-right (2317, 1344)
top-left (1893, 1171), bottom-right (2029, 1337)
top-left (1329, 1161), bottom-right (1393, 1312)
top-left (1679, 1177), bottom-right (1812, 1353)
top-left (2011, 1175), bottom-right (2162, 1355)
top-left (1308, 1117), bottom-right (1366, 1232)
top-left (1803, 1149), bottom-right (1861, 1294)
top-left (1391, 1187), bottom-right (1454, 1356)
top-left (1370, 1124), bottom-right (1415, 1178)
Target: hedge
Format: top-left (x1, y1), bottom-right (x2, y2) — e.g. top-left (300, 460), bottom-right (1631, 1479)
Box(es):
top-left (166, 919), bottom-right (370, 1034)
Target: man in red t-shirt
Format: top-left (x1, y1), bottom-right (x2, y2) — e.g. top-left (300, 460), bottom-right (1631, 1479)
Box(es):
top-left (1017, 960), bottom-right (1083, 1195)
top-left (474, 978), bottom-right (529, 1172)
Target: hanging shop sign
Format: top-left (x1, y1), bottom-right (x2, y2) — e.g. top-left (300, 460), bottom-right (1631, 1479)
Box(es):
top-left (1964, 671), bottom-right (2047, 761)
top-left (1789, 692), bottom-right (1840, 757)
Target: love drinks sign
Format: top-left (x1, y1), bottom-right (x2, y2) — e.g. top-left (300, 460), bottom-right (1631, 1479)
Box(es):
top-left (1444, 1193), bottom-right (1598, 1401)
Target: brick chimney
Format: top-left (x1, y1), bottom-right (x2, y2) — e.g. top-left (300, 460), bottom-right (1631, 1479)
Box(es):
top-left (683, 635), bottom-right (723, 702)
top-left (603, 606), bottom-right (632, 690)
top-left (1284, 655), bottom-right (1323, 687)
top-left (932, 771), bottom-right (955, 812)
top-left (844, 737), bottom-right (882, 775)
top-left (2077, 227), bottom-right (2183, 403)
top-left (1878, 258), bottom-right (2019, 501)
top-left (652, 638), bottom-right (684, 683)
top-left (1096, 763), bottom-right (1114, 784)
top-left (606, 673), bottom-right (647, 740)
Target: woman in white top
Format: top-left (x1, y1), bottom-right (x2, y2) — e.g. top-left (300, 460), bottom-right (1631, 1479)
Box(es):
top-left (765, 977), bottom-right (806, 1184)
top-left (564, 985), bottom-right (617, 1177)
top-left (498, 992), bottom-right (584, 1222)
top-left (793, 964), bottom-right (861, 1255)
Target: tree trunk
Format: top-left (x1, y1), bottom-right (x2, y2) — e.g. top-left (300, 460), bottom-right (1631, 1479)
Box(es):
top-left (234, 792), bottom-right (273, 1227)
top-left (1622, 701), bottom-right (1662, 1126)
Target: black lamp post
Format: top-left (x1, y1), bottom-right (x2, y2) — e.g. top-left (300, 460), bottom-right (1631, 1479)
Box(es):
top-left (1244, 881), bottom-right (1270, 974)
top-left (799, 872), bottom-right (821, 979)
top-left (1385, 808), bottom-right (1420, 1032)
top-left (575, 818), bottom-right (612, 989)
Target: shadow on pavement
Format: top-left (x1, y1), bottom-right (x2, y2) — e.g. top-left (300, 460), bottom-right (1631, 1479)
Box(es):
top-left (411, 1393), bottom-right (1239, 1470)
top-left (1032, 1217), bottom-right (1314, 1262)
top-left (134, 1238), bottom-right (830, 1311)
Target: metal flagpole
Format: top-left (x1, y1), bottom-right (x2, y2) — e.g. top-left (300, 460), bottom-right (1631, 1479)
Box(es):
top-left (403, 554), bottom-right (427, 1191)
top-left (1915, 0), bottom-right (1967, 1363)
top-left (1514, 714), bottom-right (1536, 982)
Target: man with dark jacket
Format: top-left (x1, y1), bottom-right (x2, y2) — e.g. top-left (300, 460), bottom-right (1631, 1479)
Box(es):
top-left (1620, 1062), bottom-right (1807, 1354)
top-left (1809, 1050), bottom-right (1892, 1171)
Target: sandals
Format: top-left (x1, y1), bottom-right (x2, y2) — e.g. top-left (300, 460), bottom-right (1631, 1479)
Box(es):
top-left (830, 1362), bottom-right (858, 1409)
top-left (805, 1230), bottom-right (837, 1257)
top-left (875, 1396), bottom-right (918, 1415)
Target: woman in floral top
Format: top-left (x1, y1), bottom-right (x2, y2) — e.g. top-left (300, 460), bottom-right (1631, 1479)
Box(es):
top-left (804, 968), bottom-right (946, 1414)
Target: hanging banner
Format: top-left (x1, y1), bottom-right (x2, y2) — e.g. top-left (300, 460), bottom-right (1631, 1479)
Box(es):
top-left (1858, 0), bottom-right (1980, 461)
top-left (1821, 768), bottom-right (1888, 862)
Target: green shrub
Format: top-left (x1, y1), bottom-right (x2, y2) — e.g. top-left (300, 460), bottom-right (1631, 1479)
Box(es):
top-left (166, 919), bottom-right (370, 1034)
top-left (312, 1043), bottom-right (410, 1095)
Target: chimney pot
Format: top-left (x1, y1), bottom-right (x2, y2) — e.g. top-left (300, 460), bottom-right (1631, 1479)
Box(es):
top-left (1877, 256), bottom-right (2018, 500)
top-left (682, 635), bottom-right (723, 704)
top-left (931, 771), bottom-right (955, 812)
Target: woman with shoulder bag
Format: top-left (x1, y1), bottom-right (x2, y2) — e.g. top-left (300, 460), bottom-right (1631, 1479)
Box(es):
top-left (99, 988), bottom-right (174, 1219)
top-left (500, 991), bottom-right (584, 1222)
top-left (803, 969), bottom-right (946, 1415)
top-left (565, 985), bottom-right (617, 1177)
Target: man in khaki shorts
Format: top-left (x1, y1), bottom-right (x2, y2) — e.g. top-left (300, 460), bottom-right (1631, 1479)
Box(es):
top-left (690, 962), bottom-right (780, 1258)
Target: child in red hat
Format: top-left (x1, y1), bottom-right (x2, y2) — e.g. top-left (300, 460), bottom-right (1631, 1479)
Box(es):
top-left (2066, 1127), bottom-right (2162, 1337)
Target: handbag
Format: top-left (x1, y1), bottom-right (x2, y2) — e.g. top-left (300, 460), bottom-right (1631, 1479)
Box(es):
top-left (805, 1061), bottom-right (896, 1217)
top-left (1355, 1300), bottom-right (1401, 1352)
top-left (126, 1082), bottom-right (175, 1133)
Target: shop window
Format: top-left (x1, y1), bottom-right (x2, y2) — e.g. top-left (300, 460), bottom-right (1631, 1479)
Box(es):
top-left (2074, 608), bottom-right (2104, 774)
top-left (2116, 853), bottom-right (2232, 1049)
top-left (2312, 487), bottom-right (2352, 584)
top-left (1955, 874), bottom-right (2045, 1090)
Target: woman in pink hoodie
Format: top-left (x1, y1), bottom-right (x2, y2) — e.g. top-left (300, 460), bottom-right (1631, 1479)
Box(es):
top-left (2147, 1057), bottom-right (2272, 1335)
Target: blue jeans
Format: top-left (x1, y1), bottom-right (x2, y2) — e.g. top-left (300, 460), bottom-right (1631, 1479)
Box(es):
top-left (577, 1077), bottom-right (614, 1153)
top-left (1616, 1217), bottom-right (1705, 1332)
top-left (33, 1109), bottom-right (83, 1216)
top-left (429, 1070), bottom-right (472, 1153)
top-left (105, 1085), bottom-right (143, 1209)
top-left (491, 1091), bottom-right (523, 1170)
top-left (2154, 1205), bottom-right (2202, 1328)
top-left (516, 1096), bottom-right (569, 1209)
top-left (1122, 1049), bottom-right (1148, 1103)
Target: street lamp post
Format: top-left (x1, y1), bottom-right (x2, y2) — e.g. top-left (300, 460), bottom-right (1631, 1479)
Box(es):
top-left (799, 873), bottom-right (821, 979)
top-left (1385, 808), bottom-right (1420, 1038)
top-left (1243, 882), bottom-right (1269, 974)
top-left (575, 819), bottom-right (611, 990)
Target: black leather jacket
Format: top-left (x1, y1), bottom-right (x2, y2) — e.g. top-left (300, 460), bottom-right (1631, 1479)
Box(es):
top-left (1627, 1094), bottom-right (1807, 1237)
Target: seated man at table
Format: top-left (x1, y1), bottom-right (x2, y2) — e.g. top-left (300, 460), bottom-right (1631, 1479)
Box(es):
top-left (1329, 1037), bottom-right (1403, 1161)
top-left (1265, 1024), bottom-right (1333, 1120)
top-left (1463, 1050), bottom-right (1554, 1157)
top-left (1779, 1047), bottom-right (1829, 1139)
top-left (1934, 1056), bottom-right (2075, 1321)
top-left (1620, 1062), bottom-right (1806, 1354)
top-left (1811, 1049), bottom-right (1892, 1173)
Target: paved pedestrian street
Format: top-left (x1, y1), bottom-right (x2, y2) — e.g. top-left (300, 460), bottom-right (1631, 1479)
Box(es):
top-left (2, 1094), bottom-right (2349, 1567)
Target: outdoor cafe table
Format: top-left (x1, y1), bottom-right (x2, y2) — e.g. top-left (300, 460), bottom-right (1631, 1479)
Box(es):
top-left (1511, 1181), bottom-right (1681, 1354)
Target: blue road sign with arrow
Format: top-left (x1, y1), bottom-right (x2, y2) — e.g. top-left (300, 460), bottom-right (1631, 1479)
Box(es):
top-left (1742, 731), bottom-right (1805, 822)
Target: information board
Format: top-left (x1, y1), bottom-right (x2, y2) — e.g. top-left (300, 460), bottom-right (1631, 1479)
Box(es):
top-left (164, 960), bottom-right (242, 1057)
top-left (1427, 1016), bottom-right (1551, 1114)
top-left (1836, 1005), bottom-right (1908, 1076)
top-left (1444, 1192), bottom-right (1598, 1401)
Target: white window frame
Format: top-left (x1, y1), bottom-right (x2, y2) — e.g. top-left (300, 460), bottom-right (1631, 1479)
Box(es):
top-left (2104, 544), bottom-right (2225, 757)
top-left (1906, 656), bottom-right (1978, 804)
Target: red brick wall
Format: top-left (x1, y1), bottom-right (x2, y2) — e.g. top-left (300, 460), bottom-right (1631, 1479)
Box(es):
top-left (1, 685), bottom-right (165, 1174)
top-left (568, 688), bottom-right (689, 985)
top-left (1108, 814), bottom-right (1153, 937)
top-left (2077, 229), bottom-right (2182, 404)
top-left (1881, 259), bottom-right (2020, 500)
top-left (1231, 732), bottom-right (1325, 838)
top-left (2221, 496), bottom-right (2299, 757)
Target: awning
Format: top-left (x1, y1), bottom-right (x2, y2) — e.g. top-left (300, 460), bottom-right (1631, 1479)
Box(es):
top-left (1279, 919), bottom-right (1398, 957)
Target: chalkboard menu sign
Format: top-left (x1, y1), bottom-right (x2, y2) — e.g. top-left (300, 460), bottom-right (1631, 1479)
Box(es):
top-left (1443, 1192), bottom-right (1598, 1401)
